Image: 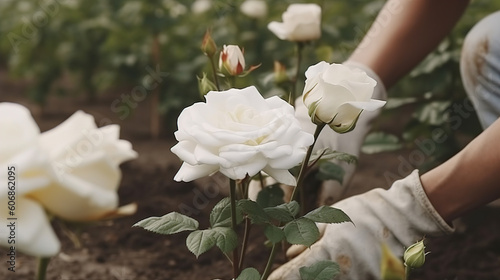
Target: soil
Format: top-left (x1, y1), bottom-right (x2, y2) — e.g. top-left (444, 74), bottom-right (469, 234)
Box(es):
top-left (1, 71), bottom-right (500, 280)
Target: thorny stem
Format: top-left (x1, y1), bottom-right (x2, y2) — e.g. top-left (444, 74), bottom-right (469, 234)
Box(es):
top-left (261, 243), bottom-right (278, 280)
top-left (290, 42), bottom-right (304, 107)
top-left (291, 123), bottom-right (326, 206)
top-left (229, 179), bottom-right (240, 278)
top-left (36, 257), bottom-right (51, 280)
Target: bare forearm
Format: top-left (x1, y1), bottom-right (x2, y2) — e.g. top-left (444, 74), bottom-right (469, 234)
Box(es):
top-left (421, 118), bottom-right (500, 223)
top-left (348, 0), bottom-right (469, 88)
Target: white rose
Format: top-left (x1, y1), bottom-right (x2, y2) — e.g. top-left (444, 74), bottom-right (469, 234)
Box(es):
top-left (30, 111), bottom-right (138, 221)
top-left (240, 0), bottom-right (268, 19)
top-left (268, 3), bottom-right (321, 42)
top-left (0, 103), bottom-right (60, 257)
top-left (302, 61), bottom-right (386, 133)
top-left (219, 45), bottom-right (246, 76)
top-left (191, 0), bottom-right (211, 14)
top-left (171, 86), bottom-right (314, 186)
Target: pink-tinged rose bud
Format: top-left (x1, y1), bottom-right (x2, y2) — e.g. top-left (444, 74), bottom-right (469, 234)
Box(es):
top-left (201, 30), bottom-right (217, 57)
top-left (219, 45), bottom-right (246, 76)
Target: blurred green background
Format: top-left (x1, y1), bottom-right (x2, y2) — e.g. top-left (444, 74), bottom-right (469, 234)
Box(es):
top-left (1, 0), bottom-right (499, 170)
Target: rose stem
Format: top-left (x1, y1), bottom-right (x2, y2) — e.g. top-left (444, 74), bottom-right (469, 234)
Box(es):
top-left (229, 179), bottom-right (240, 278)
top-left (36, 257), bottom-right (51, 280)
top-left (291, 123), bottom-right (326, 213)
top-left (209, 55), bottom-right (221, 91)
top-left (238, 217), bottom-right (252, 271)
top-left (261, 243), bottom-right (278, 280)
top-left (290, 42), bottom-right (304, 107)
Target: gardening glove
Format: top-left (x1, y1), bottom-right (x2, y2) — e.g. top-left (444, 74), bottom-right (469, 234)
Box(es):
top-left (248, 62), bottom-right (386, 205)
top-left (268, 170), bottom-right (454, 280)
top-left (295, 61), bottom-right (387, 205)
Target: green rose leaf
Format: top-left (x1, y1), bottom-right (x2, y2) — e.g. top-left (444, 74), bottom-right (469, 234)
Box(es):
top-left (210, 197), bottom-right (234, 228)
top-left (256, 183), bottom-right (285, 208)
top-left (133, 212), bottom-right (199, 235)
top-left (186, 229), bottom-right (217, 258)
top-left (212, 227), bottom-right (238, 253)
top-left (236, 267), bottom-right (261, 280)
top-left (264, 201), bottom-right (300, 223)
top-left (238, 199), bottom-right (271, 224)
top-left (264, 224), bottom-right (285, 244)
top-left (299, 260), bottom-right (340, 280)
top-left (310, 148), bottom-right (358, 165)
top-left (315, 162), bottom-right (345, 184)
top-left (361, 132), bottom-right (403, 154)
top-left (304, 206), bottom-right (353, 225)
top-left (284, 217), bottom-right (319, 247)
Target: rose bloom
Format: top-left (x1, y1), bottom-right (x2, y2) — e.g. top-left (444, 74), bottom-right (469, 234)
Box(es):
top-left (240, 0), bottom-right (268, 19)
top-left (171, 86), bottom-right (314, 186)
top-left (219, 45), bottom-right (246, 76)
top-left (29, 111), bottom-right (138, 221)
top-left (268, 3), bottom-right (321, 42)
top-left (302, 61), bottom-right (386, 133)
top-left (0, 103), bottom-right (60, 257)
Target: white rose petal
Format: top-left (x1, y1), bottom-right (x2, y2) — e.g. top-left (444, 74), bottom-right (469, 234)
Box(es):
top-left (171, 86), bottom-right (314, 185)
top-left (268, 4), bottom-right (321, 42)
top-left (0, 197), bottom-right (60, 257)
top-left (302, 62), bottom-right (386, 133)
top-left (32, 111), bottom-right (138, 221)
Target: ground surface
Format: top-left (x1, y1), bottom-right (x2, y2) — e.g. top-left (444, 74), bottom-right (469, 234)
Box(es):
top-left (1, 72), bottom-right (500, 280)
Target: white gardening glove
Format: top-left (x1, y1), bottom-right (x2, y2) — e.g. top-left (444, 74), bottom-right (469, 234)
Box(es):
top-left (268, 170), bottom-right (454, 280)
top-left (249, 62), bottom-right (387, 204)
top-left (296, 61), bottom-right (387, 205)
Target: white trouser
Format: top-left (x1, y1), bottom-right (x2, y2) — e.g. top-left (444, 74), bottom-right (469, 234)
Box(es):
top-left (461, 11), bottom-right (500, 129)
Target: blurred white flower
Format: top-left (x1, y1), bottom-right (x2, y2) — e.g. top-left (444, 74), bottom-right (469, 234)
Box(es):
top-left (0, 103), bottom-right (60, 257)
top-left (268, 3), bottom-right (321, 41)
top-left (191, 0), bottom-right (211, 14)
top-left (302, 62), bottom-right (386, 133)
top-left (171, 86), bottom-right (314, 186)
top-left (30, 111), bottom-right (138, 221)
top-left (240, 0), bottom-right (268, 19)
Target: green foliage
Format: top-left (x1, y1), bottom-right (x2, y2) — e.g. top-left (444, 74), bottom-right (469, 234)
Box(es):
top-left (186, 227), bottom-right (238, 258)
top-left (283, 217), bottom-right (319, 247)
top-left (238, 199), bottom-right (271, 224)
top-left (299, 260), bottom-right (340, 280)
top-left (256, 183), bottom-right (285, 208)
top-left (236, 267), bottom-right (261, 280)
top-left (362, 132), bottom-right (403, 154)
top-left (304, 206), bottom-right (352, 224)
top-left (316, 161), bottom-right (345, 184)
top-left (210, 197), bottom-right (242, 228)
top-left (264, 224), bottom-right (285, 244)
top-left (264, 201), bottom-right (300, 223)
top-left (133, 212), bottom-right (198, 234)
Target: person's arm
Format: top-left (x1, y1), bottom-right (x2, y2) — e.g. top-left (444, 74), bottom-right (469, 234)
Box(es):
top-left (422, 117), bottom-right (500, 223)
top-left (348, 0), bottom-right (470, 88)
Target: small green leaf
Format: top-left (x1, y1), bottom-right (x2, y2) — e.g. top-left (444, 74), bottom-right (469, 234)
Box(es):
top-left (236, 267), bottom-right (261, 280)
top-left (310, 148), bottom-right (358, 165)
top-left (210, 198), bottom-right (232, 228)
top-left (186, 229), bottom-right (217, 258)
top-left (362, 132), bottom-right (403, 154)
top-left (284, 218), bottom-right (319, 247)
top-left (212, 227), bottom-right (238, 253)
top-left (133, 212), bottom-right (199, 235)
top-left (299, 260), bottom-right (340, 280)
top-left (315, 162), bottom-right (344, 183)
top-left (256, 184), bottom-right (285, 208)
top-left (264, 224), bottom-right (285, 244)
top-left (304, 206), bottom-right (352, 225)
top-left (238, 199), bottom-right (271, 224)
top-left (264, 201), bottom-right (300, 223)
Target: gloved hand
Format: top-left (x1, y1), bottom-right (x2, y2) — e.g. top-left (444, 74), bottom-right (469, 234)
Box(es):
top-left (296, 61), bottom-right (387, 205)
top-left (268, 170), bottom-right (454, 280)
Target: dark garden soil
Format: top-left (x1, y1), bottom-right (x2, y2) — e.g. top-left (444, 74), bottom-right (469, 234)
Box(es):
top-left (1, 71), bottom-right (500, 280)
